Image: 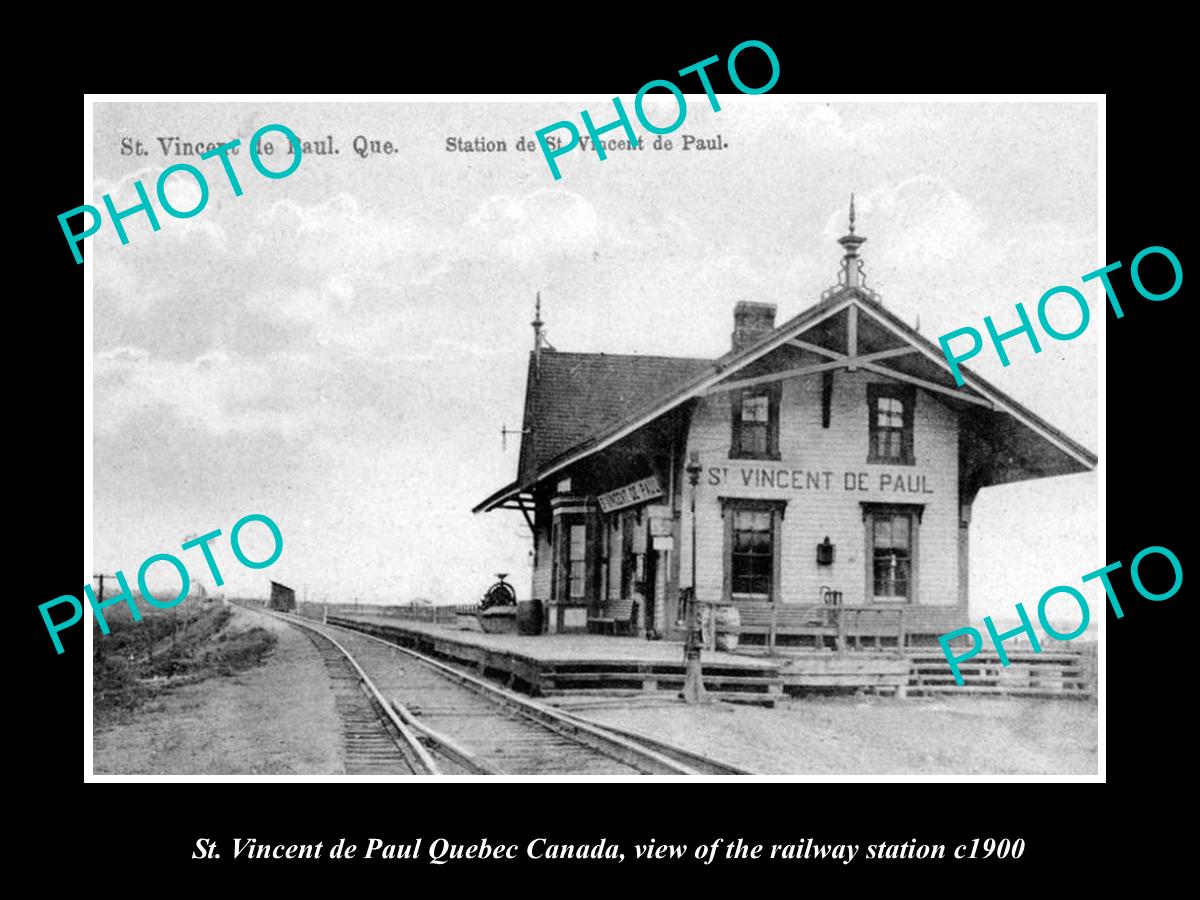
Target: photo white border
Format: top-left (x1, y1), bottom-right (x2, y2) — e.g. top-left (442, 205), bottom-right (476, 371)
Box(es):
top-left (83, 92), bottom-right (1106, 785)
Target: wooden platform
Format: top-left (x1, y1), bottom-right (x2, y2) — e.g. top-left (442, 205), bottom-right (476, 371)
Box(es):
top-left (777, 652), bottom-right (912, 696)
top-left (326, 614), bottom-right (914, 705)
top-left (324, 615), bottom-right (1094, 703)
top-left (328, 614), bottom-right (786, 705)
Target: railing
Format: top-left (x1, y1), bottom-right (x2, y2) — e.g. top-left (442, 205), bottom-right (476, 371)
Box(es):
top-left (294, 601), bottom-right (479, 626)
top-left (376, 603), bottom-right (469, 625)
top-left (717, 602), bottom-right (907, 652)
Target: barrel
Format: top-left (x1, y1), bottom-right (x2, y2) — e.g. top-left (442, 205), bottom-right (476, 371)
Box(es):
top-left (700, 603), bottom-right (715, 645)
top-left (699, 604), bottom-right (740, 651)
top-left (516, 599), bottom-right (544, 635)
top-left (715, 604), bottom-right (741, 652)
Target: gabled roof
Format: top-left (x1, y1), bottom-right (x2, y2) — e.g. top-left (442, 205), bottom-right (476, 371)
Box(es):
top-left (475, 286), bottom-right (1097, 514)
top-left (515, 351), bottom-right (710, 486)
top-left (473, 351), bottom-right (708, 514)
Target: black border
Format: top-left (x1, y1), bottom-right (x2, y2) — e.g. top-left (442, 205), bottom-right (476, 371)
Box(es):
top-left (23, 25), bottom-right (1192, 885)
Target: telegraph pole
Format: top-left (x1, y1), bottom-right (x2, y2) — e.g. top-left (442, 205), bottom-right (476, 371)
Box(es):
top-left (94, 572), bottom-right (140, 661)
top-left (93, 572), bottom-right (115, 656)
top-left (93, 573), bottom-right (114, 607)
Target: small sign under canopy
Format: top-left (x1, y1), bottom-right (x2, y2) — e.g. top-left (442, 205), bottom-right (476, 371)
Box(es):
top-left (598, 475), bottom-right (664, 513)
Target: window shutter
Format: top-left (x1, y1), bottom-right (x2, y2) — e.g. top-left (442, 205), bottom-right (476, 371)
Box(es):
top-left (730, 389), bottom-right (743, 457)
top-left (867, 387), bottom-right (879, 461)
top-left (621, 514), bottom-right (634, 599)
top-left (770, 505), bottom-right (784, 603)
top-left (902, 388), bottom-right (916, 462)
top-left (768, 384), bottom-right (781, 459)
top-left (551, 520), bottom-right (562, 603)
top-left (586, 510), bottom-right (600, 613)
top-left (722, 505), bottom-right (733, 603)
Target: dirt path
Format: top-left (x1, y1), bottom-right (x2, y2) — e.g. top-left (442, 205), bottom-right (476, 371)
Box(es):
top-left (93, 605), bottom-right (344, 775)
top-left (582, 695), bottom-right (1098, 775)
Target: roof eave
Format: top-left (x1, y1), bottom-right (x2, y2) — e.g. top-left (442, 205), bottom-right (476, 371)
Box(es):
top-left (483, 289), bottom-right (1097, 501)
top-left (472, 479), bottom-right (524, 514)
top-left (852, 301), bottom-right (1098, 470)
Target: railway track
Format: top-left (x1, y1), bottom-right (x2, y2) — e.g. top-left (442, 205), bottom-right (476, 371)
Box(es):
top-left (551, 713), bottom-right (749, 776)
top-left (246, 604), bottom-right (748, 775)
top-left (290, 617), bottom-right (440, 774)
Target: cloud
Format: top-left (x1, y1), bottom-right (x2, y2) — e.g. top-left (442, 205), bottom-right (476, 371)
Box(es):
top-left (158, 166), bottom-right (205, 215)
top-left (93, 249), bottom-right (159, 316)
top-left (91, 165), bottom-right (230, 253)
top-left (246, 193), bottom-right (438, 277)
top-left (851, 176), bottom-right (993, 273)
top-left (95, 347), bottom-right (307, 438)
top-left (464, 189), bottom-right (604, 264)
top-left (719, 98), bottom-right (881, 152)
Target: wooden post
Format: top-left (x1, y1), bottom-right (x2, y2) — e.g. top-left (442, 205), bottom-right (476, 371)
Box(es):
top-left (847, 305), bottom-right (859, 369)
top-left (769, 603), bottom-right (777, 654)
top-left (897, 609), bottom-right (906, 652)
top-left (836, 606), bottom-right (845, 653)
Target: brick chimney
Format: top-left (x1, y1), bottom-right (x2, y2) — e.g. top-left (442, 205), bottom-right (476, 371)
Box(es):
top-left (732, 301), bottom-right (777, 352)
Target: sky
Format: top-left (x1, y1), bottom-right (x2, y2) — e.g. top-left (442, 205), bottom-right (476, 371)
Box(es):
top-left (90, 99), bottom-right (1099, 623)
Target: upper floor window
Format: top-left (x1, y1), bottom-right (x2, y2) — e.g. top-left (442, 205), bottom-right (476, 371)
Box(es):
top-left (731, 384), bottom-right (781, 460)
top-left (867, 384), bottom-right (915, 464)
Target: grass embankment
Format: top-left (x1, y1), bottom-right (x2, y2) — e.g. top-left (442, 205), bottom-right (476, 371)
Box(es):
top-left (93, 601), bottom-right (276, 728)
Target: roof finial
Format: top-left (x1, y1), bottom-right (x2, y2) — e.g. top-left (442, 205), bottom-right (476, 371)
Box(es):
top-left (531, 292), bottom-right (555, 375)
top-left (837, 193), bottom-right (867, 288)
top-left (822, 192), bottom-right (880, 303)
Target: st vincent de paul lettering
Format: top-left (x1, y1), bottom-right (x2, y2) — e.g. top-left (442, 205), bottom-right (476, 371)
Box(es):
top-left (707, 466), bottom-right (935, 494)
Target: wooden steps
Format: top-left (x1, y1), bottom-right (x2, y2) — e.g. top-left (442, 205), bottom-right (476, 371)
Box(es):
top-left (906, 647), bottom-right (1095, 698)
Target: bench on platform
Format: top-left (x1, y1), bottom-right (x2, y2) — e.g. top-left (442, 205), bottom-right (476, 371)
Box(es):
top-left (588, 599), bottom-right (639, 636)
top-left (730, 603), bottom-right (906, 651)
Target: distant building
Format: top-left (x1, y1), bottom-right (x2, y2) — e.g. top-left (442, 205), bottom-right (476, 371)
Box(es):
top-left (475, 203), bottom-right (1096, 642)
top-left (268, 581), bottom-right (297, 612)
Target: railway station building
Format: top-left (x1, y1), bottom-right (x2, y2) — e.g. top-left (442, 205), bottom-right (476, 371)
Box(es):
top-left (474, 207), bottom-right (1096, 646)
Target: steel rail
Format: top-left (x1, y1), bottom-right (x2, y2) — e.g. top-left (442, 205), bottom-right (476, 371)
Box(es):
top-left (552, 710), bottom-right (752, 775)
top-left (245, 604), bottom-right (442, 775)
top-left (321, 617), bottom-right (751, 775)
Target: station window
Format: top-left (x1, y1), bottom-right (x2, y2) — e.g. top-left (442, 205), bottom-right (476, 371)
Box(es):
top-left (867, 383), bottom-right (915, 464)
top-left (552, 517), bottom-right (590, 604)
top-left (861, 503), bottom-right (923, 603)
top-left (731, 385), bottom-right (781, 460)
top-left (720, 498), bottom-right (787, 603)
top-left (732, 509), bottom-right (773, 596)
top-left (567, 523), bottom-right (587, 601)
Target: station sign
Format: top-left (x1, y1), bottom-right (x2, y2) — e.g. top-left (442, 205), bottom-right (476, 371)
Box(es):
top-left (598, 475), bottom-right (664, 513)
